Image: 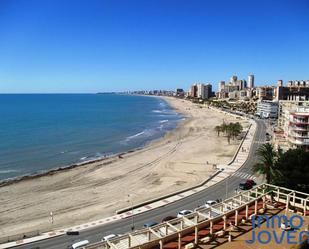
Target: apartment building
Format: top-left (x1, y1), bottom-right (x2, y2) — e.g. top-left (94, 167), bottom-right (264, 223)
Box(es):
top-left (278, 101), bottom-right (309, 150)
top-left (256, 100), bottom-right (278, 118)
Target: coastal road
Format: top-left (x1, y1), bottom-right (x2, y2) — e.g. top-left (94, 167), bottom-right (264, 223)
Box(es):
top-left (13, 119), bottom-right (266, 249)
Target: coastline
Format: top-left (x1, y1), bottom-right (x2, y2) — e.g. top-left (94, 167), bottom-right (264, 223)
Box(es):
top-left (0, 95), bottom-right (183, 188)
top-left (0, 97), bottom-right (249, 238)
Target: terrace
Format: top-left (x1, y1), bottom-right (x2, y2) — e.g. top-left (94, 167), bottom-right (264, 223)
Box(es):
top-left (85, 184), bottom-right (309, 249)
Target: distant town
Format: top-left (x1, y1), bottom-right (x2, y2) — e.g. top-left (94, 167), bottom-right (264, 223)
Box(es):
top-left (128, 75), bottom-right (309, 152)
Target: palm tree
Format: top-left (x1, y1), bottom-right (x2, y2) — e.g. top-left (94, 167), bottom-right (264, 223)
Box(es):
top-left (214, 125), bottom-right (222, 136)
top-left (253, 143), bottom-right (278, 184)
top-left (230, 122), bottom-right (242, 140)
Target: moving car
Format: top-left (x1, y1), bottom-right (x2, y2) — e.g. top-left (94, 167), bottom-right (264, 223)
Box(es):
top-left (177, 210), bottom-right (193, 218)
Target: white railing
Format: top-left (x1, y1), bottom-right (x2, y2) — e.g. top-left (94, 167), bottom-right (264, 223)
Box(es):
top-left (85, 184), bottom-right (309, 249)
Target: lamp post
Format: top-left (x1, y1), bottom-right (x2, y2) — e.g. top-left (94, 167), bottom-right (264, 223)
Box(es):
top-left (128, 194), bottom-right (135, 231)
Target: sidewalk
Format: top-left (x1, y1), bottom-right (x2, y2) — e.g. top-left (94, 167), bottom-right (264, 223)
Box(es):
top-left (0, 115), bottom-right (258, 249)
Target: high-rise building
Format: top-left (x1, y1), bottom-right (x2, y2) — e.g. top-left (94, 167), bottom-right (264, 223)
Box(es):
top-left (218, 81), bottom-right (225, 92)
top-left (189, 84), bottom-right (198, 98)
top-left (248, 75), bottom-right (254, 88)
top-left (230, 75), bottom-right (238, 85)
top-left (237, 80), bottom-right (247, 90)
top-left (277, 80), bottom-right (283, 87)
top-left (204, 84), bottom-right (212, 99)
top-left (196, 83), bottom-right (212, 99)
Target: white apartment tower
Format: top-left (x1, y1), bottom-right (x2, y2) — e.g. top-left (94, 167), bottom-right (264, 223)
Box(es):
top-left (248, 75), bottom-right (254, 88)
top-left (197, 83), bottom-right (212, 99)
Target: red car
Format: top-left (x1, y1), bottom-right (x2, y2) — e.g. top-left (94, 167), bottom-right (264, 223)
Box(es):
top-left (245, 179), bottom-right (256, 187)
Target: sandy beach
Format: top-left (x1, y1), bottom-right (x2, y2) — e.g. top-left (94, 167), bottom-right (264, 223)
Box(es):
top-left (0, 97), bottom-right (248, 238)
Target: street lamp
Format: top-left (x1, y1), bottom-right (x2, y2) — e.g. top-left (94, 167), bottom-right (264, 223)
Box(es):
top-left (128, 194), bottom-right (135, 231)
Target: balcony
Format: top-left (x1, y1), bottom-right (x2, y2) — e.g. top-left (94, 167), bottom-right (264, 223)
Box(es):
top-left (288, 137), bottom-right (309, 145)
top-left (289, 119), bottom-right (309, 125)
top-left (288, 125), bottom-right (309, 131)
top-left (289, 132), bottom-right (309, 139)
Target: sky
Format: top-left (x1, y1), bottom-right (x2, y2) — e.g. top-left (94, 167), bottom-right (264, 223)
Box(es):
top-left (0, 0), bottom-right (308, 93)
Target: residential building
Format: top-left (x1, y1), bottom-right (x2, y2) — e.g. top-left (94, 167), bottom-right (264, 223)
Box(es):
top-left (277, 80), bottom-right (283, 87)
top-left (248, 75), bottom-right (254, 88)
top-left (256, 86), bottom-right (274, 100)
top-left (217, 74), bottom-right (253, 100)
top-left (197, 83), bottom-right (212, 99)
top-left (230, 75), bottom-right (237, 85)
top-left (218, 81), bottom-right (225, 92)
top-left (256, 100), bottom-right (278, 118)
top-left (274, 82), bottom-right (309, 101)
top-left (278, 100), bottom-right (309, 150)
top-left (175, 88), bottom-right (184, 97)
top-left (189, 84), bottom-right (198, 98)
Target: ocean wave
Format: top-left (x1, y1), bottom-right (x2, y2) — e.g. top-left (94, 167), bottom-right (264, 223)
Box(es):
top-left (152, 110), bottom-right (163, 113)
top-left (0, 169), bottom-right (18, 174)
top-left (126, 131), bottom-right (145, 140)
top-left (159, 120), bottom-right (169, 123)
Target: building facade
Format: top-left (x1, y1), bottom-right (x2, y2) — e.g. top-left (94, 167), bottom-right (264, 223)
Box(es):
top-left (256, 86), bottom-right (274, 100)
top-left (196, 83), bottom-right (212, 99)
top-left (248, 75), bottom-right (254, 88)
top-left (278, 101), bottom-right (309, 150)
top-left (256, 100), bottom-right (278, 118)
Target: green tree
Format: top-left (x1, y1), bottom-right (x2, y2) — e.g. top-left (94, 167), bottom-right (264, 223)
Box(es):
top-left (229, 122), bottom-right (243, 140)
top-left (273, 148), bottom-right (309, 193)
top-left (253, 143), bottom-right (279, 184)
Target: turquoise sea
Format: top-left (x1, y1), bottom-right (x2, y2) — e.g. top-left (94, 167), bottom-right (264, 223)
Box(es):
top-left (0, 94), bottom-right (181, 181)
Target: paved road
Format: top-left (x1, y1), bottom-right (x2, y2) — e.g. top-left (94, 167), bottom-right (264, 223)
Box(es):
top-left (13, 120), bottom-right (266, 249)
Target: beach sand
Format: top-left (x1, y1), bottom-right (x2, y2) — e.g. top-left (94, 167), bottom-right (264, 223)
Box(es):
top-left (0, 97), bottom-right (248, 238)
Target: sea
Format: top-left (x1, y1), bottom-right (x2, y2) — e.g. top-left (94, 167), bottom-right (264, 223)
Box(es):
top-left (0, 94), bottom-right (182, 181)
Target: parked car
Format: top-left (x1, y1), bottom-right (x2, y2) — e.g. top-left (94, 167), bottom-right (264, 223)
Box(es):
top-left (102, 234), bottom-right (118, 241)
top-left (143, 221), bottom-right (158, 228)
top-left (177, 210), bottom-right (193, 218)
top-left (195, 199), bottom-right (220, 211)
top-left (161, 216), bottom-right (177, 222)
top-left (70, 240), bottom-right (90, 249)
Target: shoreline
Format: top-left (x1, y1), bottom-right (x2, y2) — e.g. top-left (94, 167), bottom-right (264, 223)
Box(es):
top-left (0, 95), bottom-right (184, 187)
top-left (0, 96), bottom-right (249, 238)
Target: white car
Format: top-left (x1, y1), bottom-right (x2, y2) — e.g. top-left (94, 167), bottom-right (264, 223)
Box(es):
top-left (177, 210), bottom-right (193, 218)
top-left (102, 234), bottom-right (117, 241)
top-left (71, 240), bottom-right (90, 249)
top-left (204, 200), bottom-right (218, 208)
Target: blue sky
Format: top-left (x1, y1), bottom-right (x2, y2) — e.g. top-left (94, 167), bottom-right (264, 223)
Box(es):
top-left (0, 0), bottom-right (308, 93)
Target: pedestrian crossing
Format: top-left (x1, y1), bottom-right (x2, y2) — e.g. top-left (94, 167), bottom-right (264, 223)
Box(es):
top-left (232, 171), bottom-right (257, 180)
